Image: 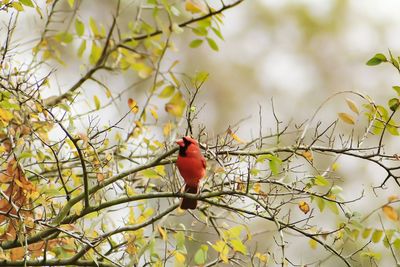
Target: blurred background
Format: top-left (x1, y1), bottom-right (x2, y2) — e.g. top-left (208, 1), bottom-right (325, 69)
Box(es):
top-left (6, 0), bottom-right (400, 265)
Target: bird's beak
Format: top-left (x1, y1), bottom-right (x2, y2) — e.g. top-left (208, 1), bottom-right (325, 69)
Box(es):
top-left (176, 139), bottom-right (184, 147)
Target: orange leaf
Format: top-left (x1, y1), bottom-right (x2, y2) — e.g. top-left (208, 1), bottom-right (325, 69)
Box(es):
top-left (302, 150), bottom-right (313, 162)
top-left (299, 201), bottom-right (310, 214)
top-left (382, 205), bottom-right (398, 221)
top-left (10, 247), bottom-right (24, 261)
top-left (28, 241), bottom-right (45, 258)
top-left (0, 172), bottom-right (12, 183)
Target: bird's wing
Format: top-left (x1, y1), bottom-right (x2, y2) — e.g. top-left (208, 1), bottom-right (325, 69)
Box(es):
top-left (201, 156), bottom-right (206, 169)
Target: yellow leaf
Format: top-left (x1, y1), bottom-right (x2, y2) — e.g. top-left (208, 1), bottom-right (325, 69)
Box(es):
top-left (211, 240), bottom-right (230, 262)
top-left (175, 251), bottom-right (186, 264)
top-left (346, 98), bottom-right (359, 114)
top-left (382, 205), bottom-right (398, 221)
top-left (128, 98), bottom-right (139, 113)
top-left (230, 239), bottom-right (247, 254)
top-left (298, 201), bottom-right (310, 214)
top-left (73, 202), bottom-right (83, 215)
top-left (163, 122), bottom-right (174, 136)
top-left (255, 252), bottom-right (268, 263)
top-left (155, 165), bottom-right (166, 176)
top-left (67, 0), bottom-right (74, 8)
top-left (93, 95), bottom-right (100, 110)
top-left (0, 109), bottom-right (13, 123)
top-left (158, 225), bottom-right (167, 241)
top-left (227, 127), bottom-right (244, 143)
top-left (165, 92), bottom-right (186, 117)
top-left (185, 0), bottom-right (205, 13)
top-left (253, 183), bottom-right (261, 194)
top-left (388, 195), bottom-right (399, 202)
top-left (338, 112), bottom-right (355, 125)
top-left (135, 120), bottom-right (143, 129)
top-left (150, 108), bottom-right (158, 121)
top-left (332, 162), bottom-right (339, 171)
top-left (128, 207), bottom-right (135, 224)
top-left (309, 239), bottom-right (317, 250)
top-left (211, 240), bottom-right (226, 253)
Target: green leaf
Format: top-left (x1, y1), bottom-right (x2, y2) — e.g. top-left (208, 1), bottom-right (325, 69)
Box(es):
top-left (75, 18), bottom-right (85, 37)
top-left (194, 71), bottom-right (209, 85)
top-left (393, 86), bottom-right (400, 96)
top-left (362, 228), bottom-right (372, 239)
top-left (389, 50), bottom-right (399, 68)
top-left (171, 23), bottom-right (184, 34)
top-left (159, 86), bottom-right (175, 98)
top-left (314, 175), bottom-right (329, 186)
top-left (371, 230), bottom-right (383, 243)
top-left (326, 201), bottom-right (339, 215)
top-left (55, 32), bottom-right (73, 44)
top-left (330, 185), bottom-right (342, 194)
top-left (206, 37), bottom-right (219, 51)
top-left (393, 238), bottom-right (400, 250)
top-left (189, 39), bottom-right (203, 48)
top-left (141, 169), bottom-right (160, 179)
top-left (387, 121), bottom-right (399, 136)
top-left (192, 27), bottom-right (208, 36)
top-left (360, 251), bottom-right (381, 260)
top-left (18, 152), bottom-right (33, 160)
top-left (77, 40), bottom-right (86, 58)
top-left (19, 0), bottom-right (34, 7)
top-left (314, 197), bottom-right (325, 212)
top-left (256, 155), bottom-right (270, 163)
top-left (174, 232), bottom-right (186, 252)
top-left (89, 17), bottom-right (99, 36)
top-left (388, 98), bottom-right (400, 111)
top-left (212, 27), bottom-right (224, 40)
top-left (366, 53), bottom-right (387, 66)
top-left (377, 105), bottom-right (389, 120)
top-left (170, 6), bottom-right (180, 16)
top-left (94, 95), bottom-right (100, 110)
top-left (264, 154), bottom-right (282, 175)
top-left (89, 41), bottom-right (102, 65)
top-left (194, 245), bottom-right (208, 265)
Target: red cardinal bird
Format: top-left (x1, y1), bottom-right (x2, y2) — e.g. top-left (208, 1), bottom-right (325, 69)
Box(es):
top-left (176, 136), bottom-right (206, 210)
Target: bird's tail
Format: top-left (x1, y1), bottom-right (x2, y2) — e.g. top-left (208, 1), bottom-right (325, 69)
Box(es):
top-left (180, 184), bottom-right (198, 210)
